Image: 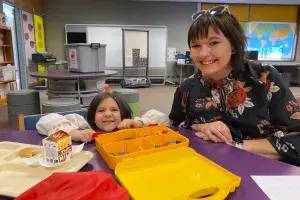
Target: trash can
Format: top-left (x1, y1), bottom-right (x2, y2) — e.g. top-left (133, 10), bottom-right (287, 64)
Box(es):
top-left (42, 98), bottom-right (81, 113)
top-left (7, 89), bottom-right (40, 126)
top-left (112, 89), bottom-right (140, 117)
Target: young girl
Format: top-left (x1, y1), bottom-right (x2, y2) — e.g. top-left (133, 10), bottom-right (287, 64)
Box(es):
top-left (36, 92), bottom-right (169, 143)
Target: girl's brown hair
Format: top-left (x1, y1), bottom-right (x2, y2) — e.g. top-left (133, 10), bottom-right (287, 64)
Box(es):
top-left (87, 92), bottom-right (132, 131)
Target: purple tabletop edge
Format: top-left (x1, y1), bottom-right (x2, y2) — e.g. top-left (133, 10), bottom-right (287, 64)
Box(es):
top-left (30, 70), bottom-right (117, 79)
top-left (1, 129), bottom-right (300, 200)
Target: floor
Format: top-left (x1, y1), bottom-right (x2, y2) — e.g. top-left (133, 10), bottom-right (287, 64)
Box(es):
top-left (1, 85), bottom-right (300, 133)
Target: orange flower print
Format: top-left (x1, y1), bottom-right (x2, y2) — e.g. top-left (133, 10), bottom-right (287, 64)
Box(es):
top-left (259, 70), bottom-right (280, 101)
top-left (290, 112), bottom-right (300, 120)
top-left (259, 71), bottom-right (269, 83)
top-left (205, 98), bottom-right (218, 109)
top-left (226, 80), bottom-right (254, 116)
top-left (227, 88), bottom-right (247, 108)
top-left (195, 98), bottom-right (217, 109)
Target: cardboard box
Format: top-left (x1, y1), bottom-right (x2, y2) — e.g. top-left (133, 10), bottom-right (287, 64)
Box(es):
top-left (42, 130), bottom-right (72, 166)
top-left (0, 65), bottom-right (15, 81)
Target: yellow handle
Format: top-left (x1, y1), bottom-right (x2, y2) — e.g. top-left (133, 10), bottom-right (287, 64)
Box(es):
top-left (187, 185), bottom-right (230, 200)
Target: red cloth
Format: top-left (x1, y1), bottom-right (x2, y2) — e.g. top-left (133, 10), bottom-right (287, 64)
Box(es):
top-left (16, 171), bottom-right (129, 200)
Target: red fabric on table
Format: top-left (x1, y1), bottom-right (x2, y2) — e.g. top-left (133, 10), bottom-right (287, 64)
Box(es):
top-left (16, 171), bottom-right (129, 200)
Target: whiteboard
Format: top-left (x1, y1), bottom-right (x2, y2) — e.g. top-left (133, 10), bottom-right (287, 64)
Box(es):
top-left (124, 30), bottom-right (148, 67)
top-left (87, 25), bottom-right (167, 68)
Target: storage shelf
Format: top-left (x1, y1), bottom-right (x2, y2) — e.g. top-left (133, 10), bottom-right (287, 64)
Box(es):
top-left (0, 45), bottom-right (11, 47)
top-left (0, 61), bottom-right (13, 64)
top-left (0, 24), bottom-right (14, 101)
top-left (0, 25), bottom-right (11, 31)
top-left (0, 80), bottom-right (15, 84)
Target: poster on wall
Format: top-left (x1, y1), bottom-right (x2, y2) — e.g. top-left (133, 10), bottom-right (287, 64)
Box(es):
top-left (34, 14), bottom-right (46, 81)
top-left (22, 10), bottom-right (36, 85)
top-left (34, 15), bottom-right (45, 53)
top-left (244, 22), bottom-right (297, 61)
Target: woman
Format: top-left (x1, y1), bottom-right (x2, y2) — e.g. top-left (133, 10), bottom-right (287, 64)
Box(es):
top-left (169, 5), bottom-right (300, 165)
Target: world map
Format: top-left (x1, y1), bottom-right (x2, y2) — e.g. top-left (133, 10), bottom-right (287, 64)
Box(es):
top-left (243, 22), bottom-right (296, 61)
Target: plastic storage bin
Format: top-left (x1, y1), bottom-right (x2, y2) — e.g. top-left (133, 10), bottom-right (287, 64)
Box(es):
top-left (65, 43), bottom-right (106, 73)
top-left (95, 125), bottom-right (189, 170)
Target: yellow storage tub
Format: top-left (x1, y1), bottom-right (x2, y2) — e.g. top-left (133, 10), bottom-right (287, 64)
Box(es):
top-left (95, 125), bottom-right (189, 170)
top-left (115, 147), bottom-right (241, 200)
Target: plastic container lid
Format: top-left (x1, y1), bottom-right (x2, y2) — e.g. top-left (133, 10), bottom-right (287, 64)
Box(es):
top-left (115, 147), bottom-right (241, 200)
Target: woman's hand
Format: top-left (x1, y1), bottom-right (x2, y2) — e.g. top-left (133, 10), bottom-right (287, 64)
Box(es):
top-left (192, 121), bottom-right (232, 143)
top-left (118, 119), bottom-right (144, 129)
top-left (70, 129), bottom-right (95, 143)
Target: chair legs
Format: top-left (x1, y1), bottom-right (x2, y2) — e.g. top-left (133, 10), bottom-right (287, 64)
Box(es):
top-left (18, 114), bottom-right (25, 131)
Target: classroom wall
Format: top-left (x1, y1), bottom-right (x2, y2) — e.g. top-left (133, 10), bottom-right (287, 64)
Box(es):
top-left (203, 3), bottom-right (300, 61)
top-left (44, 0), bottom-right (197, 60)
top-left (45, 0), bottom-right (300, 63)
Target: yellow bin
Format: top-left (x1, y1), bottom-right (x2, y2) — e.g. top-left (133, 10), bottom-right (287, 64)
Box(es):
top-left (115, 147), bottom-right (241, 200)
top-left (95, 125), bottom-right (189, 170)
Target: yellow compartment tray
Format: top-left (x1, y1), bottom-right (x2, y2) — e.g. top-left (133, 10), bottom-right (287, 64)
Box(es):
top-left (95, 125), bottom-right (189, 170)
top-left (115, 147), bottom-right (241, 200)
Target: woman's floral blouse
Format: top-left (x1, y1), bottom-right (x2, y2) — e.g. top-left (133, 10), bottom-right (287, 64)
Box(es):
top-left (169, 61), bottom-right (300, 165)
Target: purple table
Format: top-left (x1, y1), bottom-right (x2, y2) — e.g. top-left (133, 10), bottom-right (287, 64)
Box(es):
top-left (1, 130), bottom-right (300, 200)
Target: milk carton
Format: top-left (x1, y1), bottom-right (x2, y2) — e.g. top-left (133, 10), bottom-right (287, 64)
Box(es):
top-left (42, 130), bottom-right (72, 166)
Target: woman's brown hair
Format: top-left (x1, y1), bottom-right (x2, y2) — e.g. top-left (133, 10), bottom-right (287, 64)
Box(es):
top-left (188, 11), bottom-right (247, 71)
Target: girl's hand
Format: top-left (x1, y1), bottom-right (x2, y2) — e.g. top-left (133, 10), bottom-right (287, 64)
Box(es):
top-left (192, 121), bottom-right (232, 143)
top-left (118, 119), bottom-right (144, 129)
top-left (70, 129), bottom-right (95, 143)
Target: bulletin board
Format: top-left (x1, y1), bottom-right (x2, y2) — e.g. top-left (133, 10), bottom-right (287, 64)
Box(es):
top-left (34, 15), bottom-right (45, 52)
top-left (22, 10), bottom-right (36, 85)
top-left (34, 14), bottom-right (45, 81)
